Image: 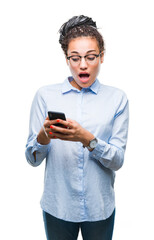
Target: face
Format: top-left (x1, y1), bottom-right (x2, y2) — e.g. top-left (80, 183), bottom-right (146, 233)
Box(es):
top-left (66, 37), bottom-right (104, 90)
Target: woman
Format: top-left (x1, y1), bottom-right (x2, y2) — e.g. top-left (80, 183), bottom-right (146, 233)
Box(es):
top-left (25, 15), bottom-right (129, 240)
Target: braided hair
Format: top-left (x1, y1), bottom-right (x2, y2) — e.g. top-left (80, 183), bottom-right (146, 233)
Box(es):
top-left (59, 15), bottom-right (105, 56)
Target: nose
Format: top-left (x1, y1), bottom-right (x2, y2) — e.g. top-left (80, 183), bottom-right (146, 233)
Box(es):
top-left (79, 57), bottom-right (88, 69)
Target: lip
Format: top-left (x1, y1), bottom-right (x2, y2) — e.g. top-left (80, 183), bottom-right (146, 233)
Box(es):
top-left (78, 72), bottom-right (90, 83)
top-left (79, 71), bottom-right (90, 75)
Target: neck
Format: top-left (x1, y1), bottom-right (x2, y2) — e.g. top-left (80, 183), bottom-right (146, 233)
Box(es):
top-left (70, 79), bottom-right (82, 90)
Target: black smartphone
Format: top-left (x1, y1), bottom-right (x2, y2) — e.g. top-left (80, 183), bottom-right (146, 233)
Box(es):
top-left (48, 111), bottom-right (66, 127)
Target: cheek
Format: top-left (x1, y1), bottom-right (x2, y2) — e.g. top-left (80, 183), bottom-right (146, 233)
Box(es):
top-left (69, 66), bottom-right (78, 76)
top-left (91, 64), bottom-right (100, 76)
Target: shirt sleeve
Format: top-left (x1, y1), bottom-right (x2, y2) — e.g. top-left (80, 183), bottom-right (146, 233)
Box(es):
top-left (89, 93), bottom-right (129, 171)
top-left (25, 88), bottom-right (51, 167)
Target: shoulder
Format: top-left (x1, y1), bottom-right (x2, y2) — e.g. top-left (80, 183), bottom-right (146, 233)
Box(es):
top-left (98, 82), bottom-right (128, 112)
top-left (99, 82), bottom-right (128, 100)
top-left (37, 83), bottom-right (62, 95)
top-left (31, 83), bottom-right (63, 105)
top-left (33, 83), bottom-right (63, 101)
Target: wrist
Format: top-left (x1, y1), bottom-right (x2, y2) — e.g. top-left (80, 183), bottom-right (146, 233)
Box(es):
top-left (81, 129), bottom-right (95, 148)
top-left (86, 137), bottom-right (98, 151)
top-left (37, 127), bottom-right (51, 145)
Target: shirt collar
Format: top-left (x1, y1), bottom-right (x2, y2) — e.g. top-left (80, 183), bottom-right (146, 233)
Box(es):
top-left (89, 78), bottom-right (100, 94)
top-left (61, 77), bottom-right (79, 93)
top-left (61, 77), bottom-right (100, 94)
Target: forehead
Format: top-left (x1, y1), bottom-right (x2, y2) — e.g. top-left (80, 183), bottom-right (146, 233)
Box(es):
top-left (67, 37), bottom-right (99, 55)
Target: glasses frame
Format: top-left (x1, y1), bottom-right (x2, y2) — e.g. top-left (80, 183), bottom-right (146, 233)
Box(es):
top-left (67, 52), bottom-right (101, 64)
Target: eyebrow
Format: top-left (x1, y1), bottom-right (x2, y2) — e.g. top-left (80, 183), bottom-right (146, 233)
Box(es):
top-left (70, 50), bottom-right (97, 54)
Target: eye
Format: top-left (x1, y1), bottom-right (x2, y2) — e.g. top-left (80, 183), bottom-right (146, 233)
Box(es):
top-left (71, 56), bottom-right (80, 62)
top-left (86, 55), bottom-right (96, 61)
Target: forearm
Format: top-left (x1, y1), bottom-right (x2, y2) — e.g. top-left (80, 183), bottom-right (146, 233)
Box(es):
top-left (25, 88), bottom-right (52, 166)
top-left (33, 128), bottom-right (51, 162)
top-left (92, 98), bottom-right (129, 171)
top-left (89, 138), bottom-right (125, 171)
top-left (79, 128), bottom-right (95, 149)
top-left (25, 137), bottom-right (51, 167)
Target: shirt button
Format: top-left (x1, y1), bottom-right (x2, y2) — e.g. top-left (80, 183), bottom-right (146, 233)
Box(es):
top-left (93, 154), bottom-right (96, 157)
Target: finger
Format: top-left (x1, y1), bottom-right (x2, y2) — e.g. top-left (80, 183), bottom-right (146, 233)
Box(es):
top-left (55, 119), bottom-right (73, 129)
top-left (47, 130), bottom-right (58, 139)
top-left (43, 124), bottom-right (56, 138)
top-left (66, 118), bottom-right (74, 123)
top-left (44, 119), bottom-right (60, 128)
top-left (49, 126), bottom-right (70, 135)
top-left (53, 131), bottom-right (72, 140)
top-left (42, 125), bottom-right (49, 139)
top-left (50, 121), bottom-right (74, 135)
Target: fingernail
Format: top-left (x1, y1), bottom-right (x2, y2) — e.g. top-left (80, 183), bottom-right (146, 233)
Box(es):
top-left (54, 136), bottom-right (57, 138)
top-left (50, 125), bottom-right (53, 128)
top-left (57, 119), bottom-right (60, 123)
top-left (49, 132), bottom-right (52, 134)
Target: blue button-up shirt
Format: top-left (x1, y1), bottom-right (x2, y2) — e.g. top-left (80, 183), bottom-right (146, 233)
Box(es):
top-left (25, 77), bottom-right (129, 222)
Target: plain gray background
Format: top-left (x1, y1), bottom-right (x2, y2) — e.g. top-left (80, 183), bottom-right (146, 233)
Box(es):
top-left (0, 0), bottom-right (154, 239)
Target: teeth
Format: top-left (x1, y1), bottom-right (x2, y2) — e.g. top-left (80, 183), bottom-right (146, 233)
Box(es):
top-left (79, 74), bottom-right (89, 78)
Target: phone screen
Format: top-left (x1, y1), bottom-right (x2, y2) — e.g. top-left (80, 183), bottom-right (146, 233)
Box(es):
top-left (48, 111), bottom-right (66, 127)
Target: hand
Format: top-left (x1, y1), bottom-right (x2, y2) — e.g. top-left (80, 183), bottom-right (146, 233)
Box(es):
top-left (48, 118), bottom-right (95, 147)
top-left (37, 117), bottom-right (64, 145)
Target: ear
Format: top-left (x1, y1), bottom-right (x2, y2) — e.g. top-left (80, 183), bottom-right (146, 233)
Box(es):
top-left (100, 51), bottom-right (104, 64)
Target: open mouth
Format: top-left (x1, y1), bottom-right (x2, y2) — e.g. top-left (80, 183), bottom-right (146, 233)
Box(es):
top-left (79, 73), bottom-right (90, 82)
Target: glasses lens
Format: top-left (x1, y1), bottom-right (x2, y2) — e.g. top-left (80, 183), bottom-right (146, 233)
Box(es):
top-left (68, 54), bottom-right (99, 65)
top-left (86, 55), bottom-right (97, 64)
top-left (70, 56), bottom-right (80, 64)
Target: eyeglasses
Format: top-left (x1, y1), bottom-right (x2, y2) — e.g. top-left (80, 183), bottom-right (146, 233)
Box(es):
top-left (67, 53), bottom-right (101, 65)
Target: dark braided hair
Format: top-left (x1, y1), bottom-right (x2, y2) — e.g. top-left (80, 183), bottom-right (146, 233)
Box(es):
top-left (59, 15), bottom-right (105, 56)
